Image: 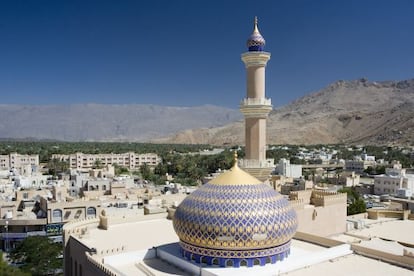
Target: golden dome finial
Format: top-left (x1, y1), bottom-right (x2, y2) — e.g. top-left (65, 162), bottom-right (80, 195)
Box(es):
top-left (233, 151), bottom-right (238, 167)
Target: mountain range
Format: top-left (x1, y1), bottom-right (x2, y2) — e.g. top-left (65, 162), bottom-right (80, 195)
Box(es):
top-left (154, 78), bottom-right (414, 146)
top-left (1, 78), bottom-right (413, 146)
top-left (0, 104), bottom-right (241, 142)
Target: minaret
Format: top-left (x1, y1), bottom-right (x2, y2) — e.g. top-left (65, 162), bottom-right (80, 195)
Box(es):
top-left (239, 17), bottom-right (274, 181)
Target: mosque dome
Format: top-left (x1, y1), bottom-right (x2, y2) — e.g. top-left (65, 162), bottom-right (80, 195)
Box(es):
top-left (247, 16), bottom-right (266, 51)
top-left (173, 156), bottom-right (298, 268)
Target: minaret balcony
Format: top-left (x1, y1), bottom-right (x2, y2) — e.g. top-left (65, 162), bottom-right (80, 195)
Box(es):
top-left (238, 158), bottom-right (275, 169)
top-left (240, 98), bottom-right (272, 106)
top-left (240, 98), bottom-right (272, 118)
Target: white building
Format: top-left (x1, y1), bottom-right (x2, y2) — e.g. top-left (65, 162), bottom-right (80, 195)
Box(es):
top-left (345, 153), bottom-right (377, 174)
top-left (52, 152), bottom-right (161, 170)
top-left (14, 174), bottom-right (49, 189)
top-left (374, 168), bottom-right (414, 195)
top-left (275, 158), bottom-right (302, 178)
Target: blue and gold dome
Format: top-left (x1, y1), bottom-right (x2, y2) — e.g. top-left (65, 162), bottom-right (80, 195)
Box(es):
top-left (247, 16), bottom-right (266, 51)
top-left (173, 156), bottom-right (298, 268)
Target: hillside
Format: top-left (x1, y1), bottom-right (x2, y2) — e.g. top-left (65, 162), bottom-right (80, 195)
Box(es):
top-left (154, 78), bottom-right (414, 146)
top-left (0, 104), bottom-right (241, 142)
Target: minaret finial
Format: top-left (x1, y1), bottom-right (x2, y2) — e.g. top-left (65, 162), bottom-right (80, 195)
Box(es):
top-left (247, 17), bottom-right (265, 51)
top-left (254, 16), bottom-right (258, 32)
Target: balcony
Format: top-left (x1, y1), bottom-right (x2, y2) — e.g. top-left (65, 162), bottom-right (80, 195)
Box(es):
top-left (238, 158), bottom-right (275, 168)
top-left (240, 98), bottom-right (272, 106)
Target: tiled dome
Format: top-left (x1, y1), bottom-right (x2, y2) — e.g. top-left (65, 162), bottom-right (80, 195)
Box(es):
top-left (247, 16), bottom-right (266, 51)
top-left (173, 159), bottom-right (298, 268)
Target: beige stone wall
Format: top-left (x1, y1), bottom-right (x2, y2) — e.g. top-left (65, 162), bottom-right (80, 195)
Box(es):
top-left (367, 209), bottom-right (410, 220)
top-left (294, 231), bottom-right (345, 247)
top-left (295, 203), bottom-right (347, 236)
top-left (289, 190), bottom-right (347, 236)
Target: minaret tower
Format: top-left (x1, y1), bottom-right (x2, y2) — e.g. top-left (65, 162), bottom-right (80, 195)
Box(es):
top-left (239, 17), bottom-right (274, 181)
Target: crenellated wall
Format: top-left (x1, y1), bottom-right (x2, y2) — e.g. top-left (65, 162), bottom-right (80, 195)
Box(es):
top-left (289, 199), bottom-right (305, 211)
top-left (63, 217), bottom-right (99, 245)
top-left (311, 191), bottom-right (347, 207)
top-left (289, 190), bottom-right (312, 204)
top-left (289, 189), bottom-right (347, 236)
top-left (85, 253), bottom-right (118, 276)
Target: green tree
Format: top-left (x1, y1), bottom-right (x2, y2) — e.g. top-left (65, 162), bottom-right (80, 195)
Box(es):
top-left (47, 158), bottom-right (69, 176)
top-left (8, 236), bottom-right (63, 276)
top-left (139, 163), bottom-right (152, 180)
top-left (0, 252), bottom-right (30, 276)
top-left (93, 159), bottom-right (103, 169)
top-left (113, 163), bottom-right (129, 176)
top-left (338, 187), bottom-right (366, 215)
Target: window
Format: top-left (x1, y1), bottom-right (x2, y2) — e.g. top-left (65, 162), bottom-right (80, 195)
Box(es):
top-left (64, 211), bottom-right (71, 220)
top-left (86, 207), bottom-right (96, 218)
top-left (74, 210), bottom-right (82, 219)
top-left (52, 209), bottom-right (63, 222)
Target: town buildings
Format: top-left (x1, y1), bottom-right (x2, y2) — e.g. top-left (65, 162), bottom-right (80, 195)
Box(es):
top-left (51, 152), bottom-right (161, 170)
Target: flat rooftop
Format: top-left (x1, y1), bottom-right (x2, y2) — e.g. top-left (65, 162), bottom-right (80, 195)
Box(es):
top-left (73, 216), bottom-right (414, 275)
top-left (346, 219), bottom-right (414, 244)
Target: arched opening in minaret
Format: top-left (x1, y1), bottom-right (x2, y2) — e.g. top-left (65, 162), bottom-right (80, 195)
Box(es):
top-left (254, 258), bottom-right (260, 266)
top-left (265, 256), bottom-right (271, 264)
top-left (240, 259), bottom-right (248, 266)
top-left (212, 258), bottom-right (219, 266)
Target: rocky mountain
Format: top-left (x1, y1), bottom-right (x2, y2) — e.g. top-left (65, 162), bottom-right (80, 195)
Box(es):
top-left (0, 104), bottom-right (241, 142)
top-left (154, 78), bottom-right (414, 146)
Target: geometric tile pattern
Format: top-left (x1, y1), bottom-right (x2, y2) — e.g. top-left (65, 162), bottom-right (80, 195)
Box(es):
top-left (173, 182), bottom-right (298, 261)
top-left (247, 31), bottom-right (265, 52)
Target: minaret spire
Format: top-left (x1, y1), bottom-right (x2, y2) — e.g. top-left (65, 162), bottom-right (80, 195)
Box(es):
top-left (254, 16), bottom-right (258, 32)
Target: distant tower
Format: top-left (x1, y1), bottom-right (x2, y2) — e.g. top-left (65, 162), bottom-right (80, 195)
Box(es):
top-left (239, 17), bottom-right (274, 181)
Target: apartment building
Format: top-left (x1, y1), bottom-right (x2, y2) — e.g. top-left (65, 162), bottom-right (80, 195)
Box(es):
top-left (374, 168), bottom-right (414, 195)
top-left (52, 152), bottom-right (161, 170)
top-left (0, 153), bottom-right (39, 171)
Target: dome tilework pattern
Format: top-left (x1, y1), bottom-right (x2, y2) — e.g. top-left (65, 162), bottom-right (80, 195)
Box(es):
top-left (173, 180), bottom-right (298, 267)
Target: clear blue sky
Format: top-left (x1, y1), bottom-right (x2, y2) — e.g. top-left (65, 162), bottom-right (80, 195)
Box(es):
top-left (1, 0), bottom-right (413, 108)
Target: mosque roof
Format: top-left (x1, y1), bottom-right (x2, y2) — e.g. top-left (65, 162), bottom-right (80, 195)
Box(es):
top-left (247, 16), bottom-right (266, 51)
top-left (173, 154), bottom-right (298, 266)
